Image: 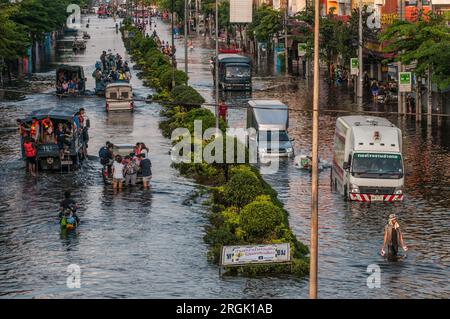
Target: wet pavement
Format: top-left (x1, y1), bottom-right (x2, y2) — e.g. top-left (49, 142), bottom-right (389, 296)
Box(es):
top-left (0, 15), bottom-right (448, 298)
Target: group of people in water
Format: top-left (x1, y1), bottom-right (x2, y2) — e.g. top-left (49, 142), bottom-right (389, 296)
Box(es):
top-left (99, 141), bottom-right (152, 190)
top-left (18, 108), bottom-right (89, 176)
top-left (93, 50), bottom-right (131, 91)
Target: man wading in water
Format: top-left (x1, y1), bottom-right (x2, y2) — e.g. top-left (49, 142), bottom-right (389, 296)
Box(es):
top-left (380, 214), bottom-right (408, 260)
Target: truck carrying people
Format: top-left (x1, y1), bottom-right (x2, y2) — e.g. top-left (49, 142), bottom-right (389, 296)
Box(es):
top-left (247, 100), bottom-right (294, 158)
top-left (331, 116), bottom-right (404, 202)
top-left (18, 108), bottom-right (89, 172)
top-left (56, 65), bottom-right (86, 96)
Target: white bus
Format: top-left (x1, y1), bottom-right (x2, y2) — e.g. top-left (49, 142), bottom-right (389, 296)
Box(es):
top-left (331, 116), bottom-right (404, 202)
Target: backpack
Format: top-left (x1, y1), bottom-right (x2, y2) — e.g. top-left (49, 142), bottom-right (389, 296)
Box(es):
top-left (99, 146), bottom-right (108, 159)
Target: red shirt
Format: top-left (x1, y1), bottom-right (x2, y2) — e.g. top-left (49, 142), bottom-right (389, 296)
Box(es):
top-left (218, 103), bottom-right (227, 117)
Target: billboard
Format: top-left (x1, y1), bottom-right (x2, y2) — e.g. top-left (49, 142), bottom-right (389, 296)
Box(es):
top-left (230, 0), bottom-right (253, 23)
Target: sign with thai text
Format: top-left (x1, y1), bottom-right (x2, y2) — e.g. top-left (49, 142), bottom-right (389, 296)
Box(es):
top-left (221, 244), bottom-right (290, 266)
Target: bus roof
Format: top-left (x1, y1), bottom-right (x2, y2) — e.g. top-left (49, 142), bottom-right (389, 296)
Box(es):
top-left (217, 54), bottom-right (251, 63)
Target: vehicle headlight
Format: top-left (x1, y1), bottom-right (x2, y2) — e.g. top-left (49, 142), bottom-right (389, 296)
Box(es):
top-left (394, 188), bottom-right (403, 195)
top-left (350, 183), bottom-right (360, 193)
top-left (286, 147), bottom-right (293, 153)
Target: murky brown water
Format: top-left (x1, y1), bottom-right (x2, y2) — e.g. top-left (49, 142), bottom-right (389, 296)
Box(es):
top-left (0, 15), bottom-right (448, 298)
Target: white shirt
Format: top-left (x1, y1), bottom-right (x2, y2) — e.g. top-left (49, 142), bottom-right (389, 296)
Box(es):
top-left (112, 162), bottom-right (124, 179)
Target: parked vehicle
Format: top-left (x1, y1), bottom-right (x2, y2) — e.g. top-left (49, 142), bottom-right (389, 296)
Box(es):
top-left (101, 143), bottom-right (143, 185)
top-left (331, 116), bottom-right (404, 202)
top-left (105, 83), bottom-right (134, 112)
top-left (56, 65), bottom-right (86, 95)
top-left (19, 108), bottom-right (88, 171)
top-left (247, 100), bottom-right (294, 158)
top-left (212, 53), bottom-right (252, 91)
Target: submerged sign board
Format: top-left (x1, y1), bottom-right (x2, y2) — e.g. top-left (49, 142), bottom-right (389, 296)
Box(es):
top-left (221, 243), bottom-right (290, 266)
top-left (230, 0), bottom-right (253, 23)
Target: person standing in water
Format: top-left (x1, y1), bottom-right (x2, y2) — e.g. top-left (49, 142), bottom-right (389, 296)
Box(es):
top-left (380, 214), bottom-right (408, 260)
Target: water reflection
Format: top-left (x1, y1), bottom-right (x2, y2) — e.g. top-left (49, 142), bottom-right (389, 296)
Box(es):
top-left (0, 15), bottom-right (448, 299)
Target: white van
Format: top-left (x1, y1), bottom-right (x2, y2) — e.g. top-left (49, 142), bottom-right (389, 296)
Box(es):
top-left (247, 100), bottom-right (294, 157)
top-left (331, 116), bottom-right (404, 201)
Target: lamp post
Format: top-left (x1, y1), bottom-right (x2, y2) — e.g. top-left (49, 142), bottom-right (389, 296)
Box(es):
top-left (284, 0), bottom-right (289, 76)
top-left (185, 0), bottom-right (189, 76)
top-left (310, 0), bottom-right (320, 300)
top-left (357, 1), bottom-right (363, 107)
top-left (172, 0), bottom-right (176, 89)
top-left (215, 0), bottom-right (219, 129)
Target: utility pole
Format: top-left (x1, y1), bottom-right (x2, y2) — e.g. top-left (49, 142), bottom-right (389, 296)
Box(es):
top-left (172, 0), bottom-right (176, 89)
top-left (284, 0), bottom-right (289, 76)
top-left (185, 0), bottom-right (189, 77)
top-left (398, 0), bottom-right (405, 115)
top-left (357, 1), bottom-right (363, 107)
top-left (427, 1), bottom-right (433, 126)
top-left (310, 0), bottom-right (320, 300)
top-left (215, 0), bottom-right (219, 129)
top-left (196, 0), bottom-right (199, 36)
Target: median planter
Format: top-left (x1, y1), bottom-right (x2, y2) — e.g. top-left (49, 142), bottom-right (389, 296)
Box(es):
top-left (121, 21), bottom-right (309, 277)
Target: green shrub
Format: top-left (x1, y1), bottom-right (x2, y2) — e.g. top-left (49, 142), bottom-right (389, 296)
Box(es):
top-left (240, 198), bottom-right (284, 241)
top-left (223, 169), bottom-right (264, 207)
top-left (170, 85), bottom-right (205, 109)
top-left (160, 69), bottom-right (188, 90)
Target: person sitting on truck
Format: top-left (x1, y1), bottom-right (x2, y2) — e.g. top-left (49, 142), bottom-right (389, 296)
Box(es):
top-left (380, 214), bottom-right (408, 261)
top-left (68, 79), bottom-right (77, 94)
top-left (54, 122), bottom-right (66, 160)
top-left (41, 116), bottom-right (54, 144)
top-left (30, 117), bottom-right (40, 144)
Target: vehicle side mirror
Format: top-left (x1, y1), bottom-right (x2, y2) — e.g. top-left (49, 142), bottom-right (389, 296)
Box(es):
top-left (343, 162), bottom-right (349, 170)
top-left (290, 138), bottom-right (295, 142)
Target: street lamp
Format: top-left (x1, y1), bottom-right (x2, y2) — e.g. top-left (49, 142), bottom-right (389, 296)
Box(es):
top-left (357, 1), bottom-right (363, 107)
top-left (172, 0), bottom-right (176, 89)
top-left (185, 0), bottom-right (188, 76)
top-left (215, 0), bottom-right (219, 129)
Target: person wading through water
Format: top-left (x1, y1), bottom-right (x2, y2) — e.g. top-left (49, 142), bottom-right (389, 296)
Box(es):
top-left (380, 214), bottom-right (408, 260)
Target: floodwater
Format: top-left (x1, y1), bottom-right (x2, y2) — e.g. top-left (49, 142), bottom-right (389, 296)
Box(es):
top-left (0, 15), bottom-right (448, 299)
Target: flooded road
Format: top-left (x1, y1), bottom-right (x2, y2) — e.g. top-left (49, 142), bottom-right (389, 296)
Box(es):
top-left (161, 18), bottom-right (450, 298)
top-left (0, 15), bottom-right (448, 298)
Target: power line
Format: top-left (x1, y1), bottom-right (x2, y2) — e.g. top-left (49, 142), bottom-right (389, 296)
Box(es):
top-left (1, 88), bottom-right (449, 118)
